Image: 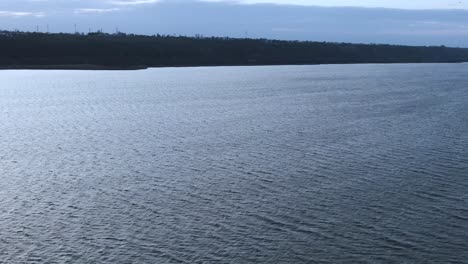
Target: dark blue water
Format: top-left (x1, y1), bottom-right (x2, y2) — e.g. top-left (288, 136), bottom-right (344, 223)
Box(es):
top-left (0, 64), bottom-right (467, 263)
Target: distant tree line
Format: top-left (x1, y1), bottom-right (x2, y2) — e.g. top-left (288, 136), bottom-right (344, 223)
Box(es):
top-left (1, 30), bottom-right (468, 69)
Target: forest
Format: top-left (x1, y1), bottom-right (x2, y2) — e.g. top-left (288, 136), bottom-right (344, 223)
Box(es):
top-left (1, 30), bottom-right (468, 69)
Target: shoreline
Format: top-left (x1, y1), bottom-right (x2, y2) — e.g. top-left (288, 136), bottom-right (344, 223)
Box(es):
top-left (0, 61), bottom-right (465, 71)
top-left (0, 64), bottom-right (149, 71)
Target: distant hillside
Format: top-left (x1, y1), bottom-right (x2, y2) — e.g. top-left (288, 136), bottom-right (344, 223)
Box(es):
top-left (1, 31), bottom-right (468, 69)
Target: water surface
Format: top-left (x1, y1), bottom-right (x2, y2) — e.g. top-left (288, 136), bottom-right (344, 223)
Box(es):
top-left (1, 64), bottom-right (467, 263)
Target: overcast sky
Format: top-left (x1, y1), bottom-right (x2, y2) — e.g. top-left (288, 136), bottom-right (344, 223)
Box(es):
top-left (1, 0), bottom-right (468, 47)
top-left (205, 0), bottom-right (468, 9)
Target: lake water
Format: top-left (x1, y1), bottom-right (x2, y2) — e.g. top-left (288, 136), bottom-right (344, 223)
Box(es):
top-left (0, 64), bottom-right (467, 263)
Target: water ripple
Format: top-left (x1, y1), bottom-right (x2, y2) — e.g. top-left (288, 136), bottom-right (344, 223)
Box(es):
top-left (0, 64), bottom-right (467, 263)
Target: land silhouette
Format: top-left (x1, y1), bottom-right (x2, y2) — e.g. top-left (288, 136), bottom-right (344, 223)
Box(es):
top-left (1, 30), bottom-right (468, 70)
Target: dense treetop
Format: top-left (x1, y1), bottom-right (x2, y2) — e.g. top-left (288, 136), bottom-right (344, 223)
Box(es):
top-left (1, 30), bottom-right (468, 69)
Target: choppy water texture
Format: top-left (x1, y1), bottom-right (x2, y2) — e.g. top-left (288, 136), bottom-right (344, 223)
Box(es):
top-left (0, 64), bottom-right (467, 263)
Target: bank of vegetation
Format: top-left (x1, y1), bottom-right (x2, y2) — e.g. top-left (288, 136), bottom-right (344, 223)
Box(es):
top-left (1, 30), bottom-right (468, 69)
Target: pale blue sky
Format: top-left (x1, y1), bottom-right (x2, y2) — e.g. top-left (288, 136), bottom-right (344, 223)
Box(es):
top-left (205, 0), bottom-right (468, 9)
top-left (1, 0), bottom-right (468, 47)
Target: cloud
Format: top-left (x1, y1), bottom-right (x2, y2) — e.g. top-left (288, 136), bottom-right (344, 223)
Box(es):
top-left (0, 10), bottom-right (45, 17)
top-left (74, 8), bottom-right (121, 14)
top-left (109, 0), bottom-right (160, 5)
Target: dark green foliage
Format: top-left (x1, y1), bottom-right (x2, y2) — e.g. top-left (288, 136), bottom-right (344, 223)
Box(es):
top-left (1, 30), bottom-right (468, 68)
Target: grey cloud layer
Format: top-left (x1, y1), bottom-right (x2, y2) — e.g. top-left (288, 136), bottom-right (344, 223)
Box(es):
top-left (1, 0), bottom-right (468, 47)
